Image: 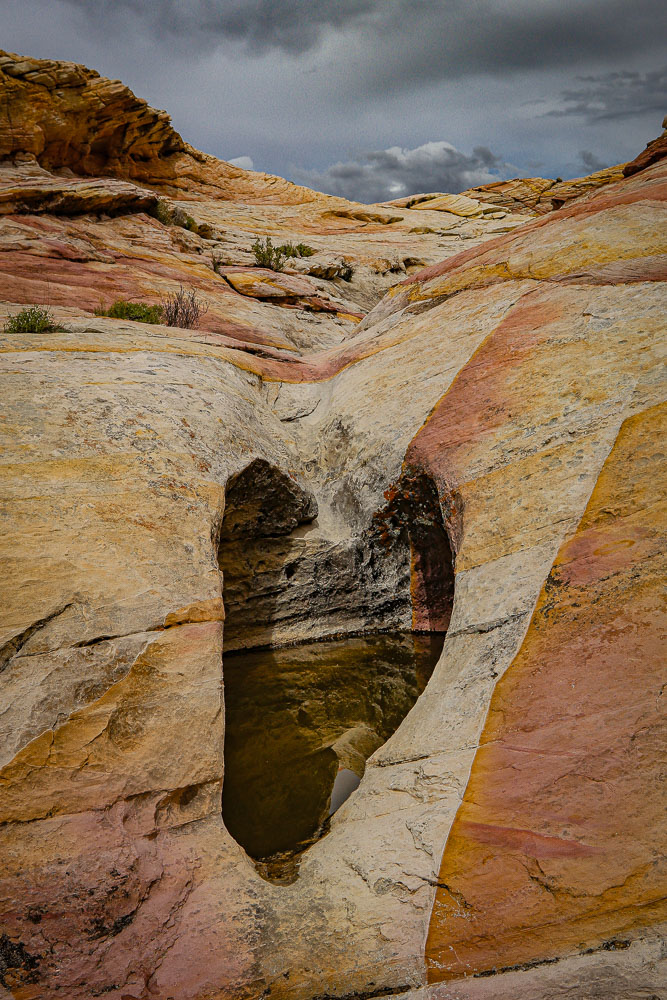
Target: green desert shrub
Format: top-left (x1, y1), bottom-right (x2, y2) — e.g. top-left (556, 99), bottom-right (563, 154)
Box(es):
top-left (174, 208), bottom-right (199, 233)
top-left (95, 300), bottom-right (164, 324)
top-left (152, 199), bottom-right (199, 234)
top-left (277, 241), bottom-right (315, 258)
top-left (251, 235), bottom-right (287, 271)
top-left (4, 305), bottom-right (57, 334)
top-left (250, 237), bottom-right (316, 269)
top-left (295, 242), bottom-right (315, 257)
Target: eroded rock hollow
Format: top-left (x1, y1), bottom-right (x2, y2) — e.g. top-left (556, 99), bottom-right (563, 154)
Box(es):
top-left (218, 459), bottom-right (454, 878)
top-left (0, 51), bottom-right (665, 1000)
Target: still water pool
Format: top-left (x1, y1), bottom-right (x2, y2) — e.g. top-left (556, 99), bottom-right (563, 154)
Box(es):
top-left (222, 630), bottom-right (445, 882)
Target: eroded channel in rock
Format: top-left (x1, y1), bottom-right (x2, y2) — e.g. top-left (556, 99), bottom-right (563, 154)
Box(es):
top-left (218, 458), bottom-right (454, 882)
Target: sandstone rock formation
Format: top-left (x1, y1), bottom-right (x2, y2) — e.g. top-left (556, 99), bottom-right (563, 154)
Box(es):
top-left (383, 191), bottom-right (509, 218)
top-left (0, 51), bottom-right (537, 358)
top-left (624, 114), bottom-right (667, 177)
top-left (461, 162), bottom-right (625, 214)
top-left (0, 161), bottom-right (159, 217)
top-left (0, 51), bottom-right (665, 1000)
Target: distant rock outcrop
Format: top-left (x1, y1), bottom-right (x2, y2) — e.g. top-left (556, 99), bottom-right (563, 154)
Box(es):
top-left (0, 49), bottom-right (335, 204)
top-left (461, 162), bottom-right (625, 214)
top-left (0, 52), bottom-right (665, 1000)
top-left (383, 190), bottom-right (509, 217)
top-left (624, 114), bottom-right (667, 177)
top-left (0, 160), bottom-right (159, 215)
top-left (0, 51), bottom-right (186, 174)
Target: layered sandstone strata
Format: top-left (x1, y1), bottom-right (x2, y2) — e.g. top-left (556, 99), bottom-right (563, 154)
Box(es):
top-left (460, 162), bottom-right (625, 214)
top-left (0, 52), bottom-right (665, 1000)
top-left (624, 114), bottom-right (667, 177)
top-left (0, 52), bottom-right (533, 357)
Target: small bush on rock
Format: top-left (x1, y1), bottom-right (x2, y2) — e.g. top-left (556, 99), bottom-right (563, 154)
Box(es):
top-left (251, 236), bottom-right (287, 271)
top-left (95, 300), bottom-right (164, 324)
top-left (278, 241), bottom-right (315, 258)
top-left (252, 239), bottom-right (316, 266)
top-left (4, 305), bottom-right (58, 334)
top-left (152, 199), bottom-right (199, 234)
top-left (161, 286), bottom-right (208, 329)
top-left (174, 207), bottom-right (199, 233)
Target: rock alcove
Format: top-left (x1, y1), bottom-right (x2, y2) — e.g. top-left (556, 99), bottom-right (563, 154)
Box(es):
top-left (218, 459), bottom-right (455, 881)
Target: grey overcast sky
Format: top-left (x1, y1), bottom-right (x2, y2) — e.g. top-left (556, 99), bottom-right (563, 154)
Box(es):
top-left (2, 0), bottom-right (666, 202)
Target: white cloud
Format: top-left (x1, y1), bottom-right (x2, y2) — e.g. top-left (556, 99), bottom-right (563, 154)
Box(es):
top-left (227, 155), bottom-right (255, 170)
top-left (545, 66), bottom-right (667, 121)
top-left (294, 141), bottom-right (510, 203)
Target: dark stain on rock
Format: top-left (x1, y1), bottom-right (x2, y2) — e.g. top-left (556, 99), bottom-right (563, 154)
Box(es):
top-left (0, 933), bottom-right (40, 988)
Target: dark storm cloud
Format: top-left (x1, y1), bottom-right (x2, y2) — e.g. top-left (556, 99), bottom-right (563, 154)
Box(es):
top-left (343, 0), bottom-right (667, 98)
top-left (547, 67), bottom-right (667, 121)
top-left (2, 0), bottom-right (665, 200)
top-left (579, 150), bottom-right (609, 173)
top-left (52, 0), bottom-right (667, 79)
top-left (294, 141), bottom-right (509, 203)
top-left (54, 0), bottom-right (381, 55)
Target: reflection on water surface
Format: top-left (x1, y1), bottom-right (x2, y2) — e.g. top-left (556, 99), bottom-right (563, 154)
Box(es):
top-left (222, 630), bottom-right (445, 882)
